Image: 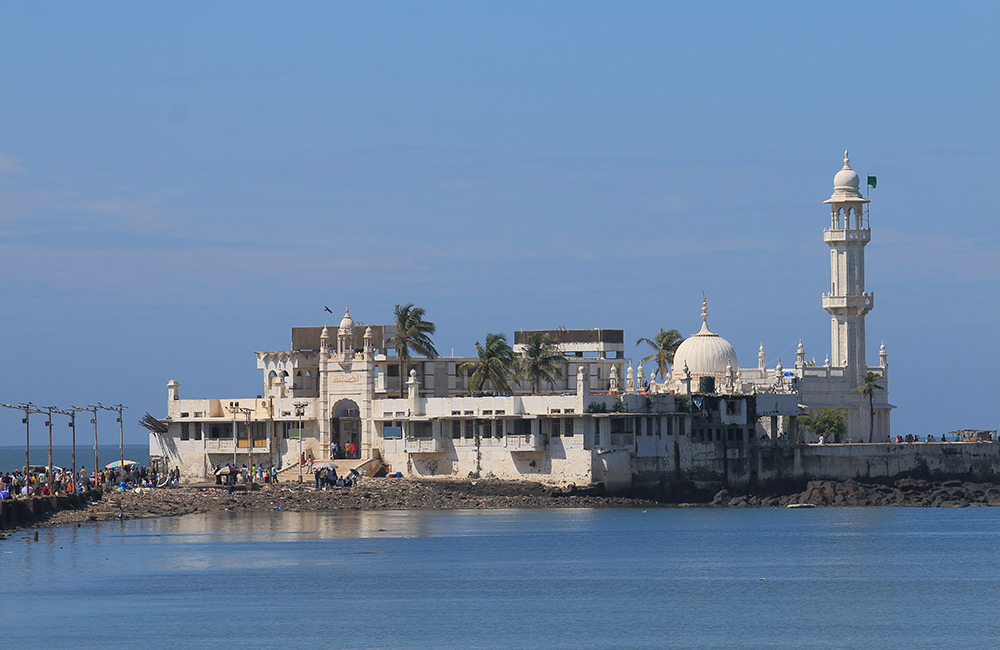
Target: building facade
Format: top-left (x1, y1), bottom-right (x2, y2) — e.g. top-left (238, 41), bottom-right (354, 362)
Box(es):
top-left (151, 152), bottom-right (892, 488)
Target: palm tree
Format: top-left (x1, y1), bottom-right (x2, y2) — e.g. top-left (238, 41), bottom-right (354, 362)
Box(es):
top-left (517, 332), bottom-right (565, 394)
top-left (387, 303), bottom-right (438, 397)
top-left (856, 371), bottom-right (884, 443)
top-left (635, 328), bottom-right (684, 381)
top-left (460, 333), bottom-right (516, 395)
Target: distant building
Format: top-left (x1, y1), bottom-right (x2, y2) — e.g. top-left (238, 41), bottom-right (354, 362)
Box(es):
top-left (151, 152), bottom-right (892, 488)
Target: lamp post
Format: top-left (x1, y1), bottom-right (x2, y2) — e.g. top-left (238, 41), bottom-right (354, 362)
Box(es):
top-left (52, 407), bottom-right (76, 492)
top-left (98, 403), bottom-right (127, 481)
top-left (243, 407), bottom-right (253, 488)
top-left (72, 405), bottom-right (99, 490)
top-left (1, 402), bottom-right (44, 484)
top-left (293, 402), bottom-right (307, 484)
top-left (44, 406), bottom-right (54, 492)
top-left (228, 401), bottom-right (239, 469)
top-left (227, 402), bottom-right (253, 488)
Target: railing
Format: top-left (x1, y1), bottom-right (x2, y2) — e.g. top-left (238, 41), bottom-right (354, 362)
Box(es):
top-left (506, 434), bottom-right (543, 451)
top-left (205, 439), bottom-right (235, 451)
top-left (610, 433), bottom-right (634, 448)
top-left (404, 437), bottom-right (441, 453)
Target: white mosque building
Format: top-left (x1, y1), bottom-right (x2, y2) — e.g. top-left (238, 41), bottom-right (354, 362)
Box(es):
top-left (151, 151), bottom-right (892, 487)
top-left (665, 151), bottom-right (891, 441)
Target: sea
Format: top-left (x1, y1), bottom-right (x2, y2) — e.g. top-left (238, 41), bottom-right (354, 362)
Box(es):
top-left (0, 444), bottom-right (150, 473)
top-left (1, 506), bottom-right (998, 649)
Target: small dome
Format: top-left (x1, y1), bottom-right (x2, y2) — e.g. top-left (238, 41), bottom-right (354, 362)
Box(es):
top-left (833, 150), bottom-right (860, 191)
top-left (672, 297), bottom-right (738, 378)
top-left (338, 308), bottom-right (354, 333)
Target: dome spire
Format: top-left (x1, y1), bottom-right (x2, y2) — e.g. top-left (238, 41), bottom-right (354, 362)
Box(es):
top-left (701, 292), bottom-right (708, 325)
top-left (843, 149), bottom-right (850, 168)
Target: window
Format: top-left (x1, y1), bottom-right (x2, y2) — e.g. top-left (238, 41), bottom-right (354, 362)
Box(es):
top-left (464, 420), bottom-right (474, 439)
top-left (452, 420), bottom-right (461, 439)
top-left (192, 423), bottom-right (202, 441)
top-left (513, 420), bottom-right (531, 435)
top-left (563, 418), bottom-right (574, 437)
top-left (610, 417), bottom-right (634, 434)
top-left (551, 419), bottom-right (561, 437)
top-left (180, 423), bottom-right (190, 441)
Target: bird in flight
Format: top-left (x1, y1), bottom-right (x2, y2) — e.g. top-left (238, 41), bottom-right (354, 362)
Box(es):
top-left (324, 306), bottom-right (333, 313)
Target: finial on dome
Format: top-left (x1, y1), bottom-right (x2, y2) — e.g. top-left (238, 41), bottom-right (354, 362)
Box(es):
top-left (844, 149), bottom-right (850, 167)
top-left (701, 292), bottom-right (708, 323)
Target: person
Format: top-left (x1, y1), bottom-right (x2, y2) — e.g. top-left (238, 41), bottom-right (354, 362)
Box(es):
top-left (314, 467), bottom-right (321, 489)
top-left (331, 441), bottom-right (338, 459)
top-left (818, 435), bottom-right (825, 445)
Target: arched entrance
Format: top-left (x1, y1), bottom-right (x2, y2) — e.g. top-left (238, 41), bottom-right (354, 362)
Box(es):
top-left (331, 399), bottom-right (361, 459)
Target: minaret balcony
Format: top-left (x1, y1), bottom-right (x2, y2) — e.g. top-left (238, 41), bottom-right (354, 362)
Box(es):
top-left (822, 293), bottom-right (874, 312)
top-left (824, 229), bottom-right (871, 243)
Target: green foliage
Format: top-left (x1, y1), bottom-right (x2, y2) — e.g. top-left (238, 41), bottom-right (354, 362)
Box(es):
top-left (856, 371), bottom-right (885, 443)
top-left (460, 332), bottom-right (516, 395)
top-left (635, 328), bottom-right (684, 381)
top-left (586, 401), bottom-right (608, 413)
top-left (643, 395), bottom-right (653, 413)
top-left (800, 408), bottom-right (847, 441)
top-left (387, 303), bottom-right (438, 397)
top-left (673, 393), bottom-right (691, 413)
top-left (611, 397), bottom-right (627, 413)
top-left (517, 333), bottom-right (566, 394)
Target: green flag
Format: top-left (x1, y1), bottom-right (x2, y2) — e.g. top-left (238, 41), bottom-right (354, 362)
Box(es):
top-left (867, 175), bottom-right (877, 189)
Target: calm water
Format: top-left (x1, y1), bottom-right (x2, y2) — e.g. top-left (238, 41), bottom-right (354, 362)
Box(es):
top-left (2, 507), bottom-right (999, 649)
top-left (0, 445), bottom-right (149, 472)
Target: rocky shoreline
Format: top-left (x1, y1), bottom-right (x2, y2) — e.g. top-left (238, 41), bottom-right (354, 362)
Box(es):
top-left (713, 478), bottom-right (1000, 508)
top-left (3, 477), bottom-right (1000, 537)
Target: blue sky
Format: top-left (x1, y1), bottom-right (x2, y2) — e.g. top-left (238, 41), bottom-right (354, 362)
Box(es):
top-left (1, 2), bottom-right (997, 445)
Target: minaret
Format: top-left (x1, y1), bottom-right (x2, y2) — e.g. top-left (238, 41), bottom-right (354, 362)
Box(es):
top-left (822, 150), bottom-right (873, 382)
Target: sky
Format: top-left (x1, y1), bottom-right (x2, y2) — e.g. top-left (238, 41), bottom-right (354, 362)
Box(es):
top-left (1, 2), bottom-right (997, 445)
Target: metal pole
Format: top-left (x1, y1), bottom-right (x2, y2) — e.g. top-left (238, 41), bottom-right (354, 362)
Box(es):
top-left (25, 407), bottom-right (30, 480)
top-left (46, 406), bottom-right (54, 493)
top-left (245, 409), bottom-right (253, 490)
top-left (117, 404), bottom-right (125, 476)
top-left (294, 402), bottom-right (306, 484)
top-left (2, 403), bottom-right (42, 486)
top-left (92, 408), bottom-right (98, 489)
top-left (70, 410), bottom-right (76, 490)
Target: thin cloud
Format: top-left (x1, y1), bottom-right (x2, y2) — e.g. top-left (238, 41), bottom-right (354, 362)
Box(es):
top-left (0, 153), bottom-right (25, 174)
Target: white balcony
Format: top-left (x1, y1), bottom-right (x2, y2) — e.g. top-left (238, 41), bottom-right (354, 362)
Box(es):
top-left (506, 433), bottom-right (544, 451)
top-left (404, 437), bottom-right (442, 453)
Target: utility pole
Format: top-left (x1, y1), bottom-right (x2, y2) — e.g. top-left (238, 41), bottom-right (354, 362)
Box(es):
top-left (98, 403), bottom-right (127, 478)
top-left (44, 406), bottom-right (54, 492)
top-left (294, 402), bottom-right (308, 484)
top-left (227, 402), bottom-right (253, 488)
top-left (1, 402), bottom-right (44, 481)
top-left (229, 402), bottom-right (239, 469)
top-left (72, 405), bottom-right (99, 489)
top-left (52, 407), bottom-right (76, 491)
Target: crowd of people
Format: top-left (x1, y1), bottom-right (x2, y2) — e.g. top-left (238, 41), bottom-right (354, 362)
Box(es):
top-left (0, 463), bottom-right (177, 500)
top-left (213, 463), bottom-right (280, 486)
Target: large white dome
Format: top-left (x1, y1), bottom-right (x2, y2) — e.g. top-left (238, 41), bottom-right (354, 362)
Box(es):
top-left (672, 300), bottom-right (738, 376)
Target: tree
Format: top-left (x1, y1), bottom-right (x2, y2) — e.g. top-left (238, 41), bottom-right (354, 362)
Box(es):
top-left (517, 332), bottom-right (565, 394)
top-left (387, 304), bottom-right (438, 397)
top-left (460, 333), bottom-right (516, 395)
top-left (856, 371), bottom-right (885, 443)
top-left (800, 408), bottom-right (847, 442)
top-left (635, 328), bottom-right (684, 381)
